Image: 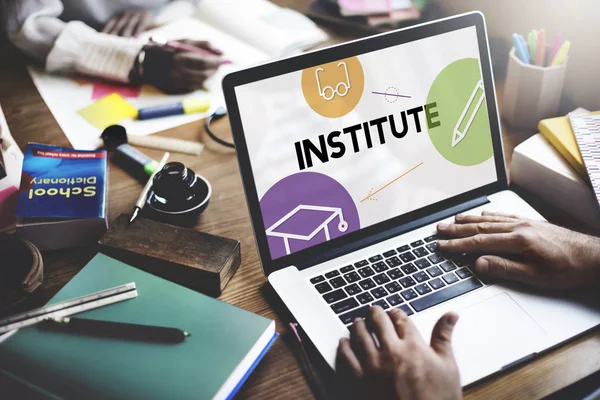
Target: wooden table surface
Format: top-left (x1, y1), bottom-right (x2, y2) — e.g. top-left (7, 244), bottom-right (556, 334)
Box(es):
top-left (1, 2), bottom-right (599, 398)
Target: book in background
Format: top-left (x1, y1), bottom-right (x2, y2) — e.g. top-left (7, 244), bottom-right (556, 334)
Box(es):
top-left (0, 253), bottom-right (277, 400)
top-left (307, 0), bottom-right (434, 33)
top-left (0, 104), bottom-right (23, 232)
top-left (511, 133), bottom-right (600, 233)
top-left (16, 144), bottom-right (108, 250)
top-left (538, 110), bottom-right (600, 180)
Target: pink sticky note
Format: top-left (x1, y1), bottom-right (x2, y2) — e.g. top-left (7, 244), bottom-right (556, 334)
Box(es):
top-left (91, 81), bottom-right (142, 100)
top-left (338, 0), bottom-right (389, 12)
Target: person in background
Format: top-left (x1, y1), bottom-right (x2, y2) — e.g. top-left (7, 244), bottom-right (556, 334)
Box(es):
top-left (1, 0), bottom-right (223, 93)
top-left (337, 212), bottom-right (600, 400)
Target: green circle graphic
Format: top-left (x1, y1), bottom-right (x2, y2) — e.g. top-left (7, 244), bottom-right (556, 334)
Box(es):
top-left (426, 58), bottom-right (493, 166)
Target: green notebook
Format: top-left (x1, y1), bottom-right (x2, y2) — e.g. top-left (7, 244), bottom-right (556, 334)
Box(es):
top-left (0, 253), bottom-right (276, 400)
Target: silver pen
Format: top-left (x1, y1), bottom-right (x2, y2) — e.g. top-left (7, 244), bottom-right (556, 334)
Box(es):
top-left (129, 152), bottom-right (170, 224)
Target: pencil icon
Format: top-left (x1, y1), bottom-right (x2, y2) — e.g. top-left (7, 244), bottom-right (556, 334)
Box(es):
top-left (452, 79), bottom-right (485, 147)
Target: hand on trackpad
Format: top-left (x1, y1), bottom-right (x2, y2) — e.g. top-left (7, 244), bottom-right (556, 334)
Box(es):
top-left (452, 293), bottom-right (547, 384)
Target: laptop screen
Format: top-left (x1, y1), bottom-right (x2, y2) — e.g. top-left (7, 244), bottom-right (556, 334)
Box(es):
top-left (234, 25), bottom-right (498, 261)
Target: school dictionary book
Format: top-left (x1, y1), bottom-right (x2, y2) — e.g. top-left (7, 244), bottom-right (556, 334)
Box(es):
top-left (0, 254), bottom-right (277, 400)
top-left (16, 143), bottom-right (108, 250)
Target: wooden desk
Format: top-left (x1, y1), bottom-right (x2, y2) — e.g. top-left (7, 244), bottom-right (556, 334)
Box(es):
top-left (1, 3), bottom-right (598, 398)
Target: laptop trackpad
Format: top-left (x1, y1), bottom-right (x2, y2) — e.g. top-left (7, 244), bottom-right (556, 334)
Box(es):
top-left (452, 292), bottom-right (547, 383)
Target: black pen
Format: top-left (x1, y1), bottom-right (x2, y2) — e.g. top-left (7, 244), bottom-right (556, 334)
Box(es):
top-left (42, 317), bottom-right (190, 344)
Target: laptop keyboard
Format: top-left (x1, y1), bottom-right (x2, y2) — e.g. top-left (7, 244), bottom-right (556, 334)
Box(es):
top-left (308, 234), bottom-right (484, 328)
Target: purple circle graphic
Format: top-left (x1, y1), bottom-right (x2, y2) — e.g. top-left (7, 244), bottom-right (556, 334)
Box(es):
top-left (260, 172), bottom-right (360, 260)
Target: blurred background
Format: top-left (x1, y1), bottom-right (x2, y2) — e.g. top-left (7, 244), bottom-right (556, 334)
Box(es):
top-left (292, 0), bottom-right (600, 113)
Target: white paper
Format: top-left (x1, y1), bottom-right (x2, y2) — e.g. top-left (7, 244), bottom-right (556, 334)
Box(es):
top-left (196, 0), bottom-right (328, 56)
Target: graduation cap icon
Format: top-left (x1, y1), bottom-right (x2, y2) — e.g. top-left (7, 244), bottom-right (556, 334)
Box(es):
top-left (266, 204), bottom-right (349, 256)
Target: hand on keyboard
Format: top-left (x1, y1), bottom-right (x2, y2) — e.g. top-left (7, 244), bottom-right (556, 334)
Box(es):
top-left (336, 306), bottom-right (462, 400)
top-left (437, 211), bottom-right (600, 290)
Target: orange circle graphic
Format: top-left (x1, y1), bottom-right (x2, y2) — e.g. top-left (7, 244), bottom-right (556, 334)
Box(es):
top-left (301, 56), bottom-right (364, 119)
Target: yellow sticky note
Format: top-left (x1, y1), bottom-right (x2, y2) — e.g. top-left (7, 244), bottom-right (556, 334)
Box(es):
top-left (77, 93), bottom-right (138, 129)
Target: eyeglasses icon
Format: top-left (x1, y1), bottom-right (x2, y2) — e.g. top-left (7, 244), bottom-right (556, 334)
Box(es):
top-left (315, 62), bottom-right (351, 101)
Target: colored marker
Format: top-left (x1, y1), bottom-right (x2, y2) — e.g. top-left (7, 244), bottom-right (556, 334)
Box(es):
top-left (512, 33), bottom-right (530, 64)
top-left (534, 29), bottom-right (546, 66)
top-left (527, 29), bottom-right (537, 60)
top-left (518, 34), bottom-right (530, 63)
top-left (551, 40), bottom-right (571, 66)
top-left (137, 98), bottom-right (211, 120)
top-left (547, 32), bottom-right (563, 66)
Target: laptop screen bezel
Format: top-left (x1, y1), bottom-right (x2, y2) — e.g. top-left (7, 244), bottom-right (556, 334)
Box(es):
top-left (222, 11), bottom-right (508, 276)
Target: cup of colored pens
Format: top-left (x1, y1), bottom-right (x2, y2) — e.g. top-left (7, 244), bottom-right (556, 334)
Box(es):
top-left (501, 29), bottom-right (569, 130)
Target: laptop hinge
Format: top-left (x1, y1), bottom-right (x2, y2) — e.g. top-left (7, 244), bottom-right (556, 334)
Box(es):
top-left (296, 195), bottom-right (490, 271)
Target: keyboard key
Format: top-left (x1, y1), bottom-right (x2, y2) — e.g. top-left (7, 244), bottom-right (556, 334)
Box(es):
top-left (413, 247), bottom-right (428, 258)
top-left (456, 268), bottom-right (473, 279)
top-left (410, 278), bottom-right (482, 312)
top-left (424, 234), bottom-right (437, 242)
top-left (415, 283), bottom-right (433, 296)
top-left (401, 263), bottom-right (417, 275)
top-left (340, 265), bottom-right (354, 273)
top-left (401, 288), bottom-right (418, 301)
top-left (410, 240), bottom-right (424, 247)
top-left (369, 255), bottom-right (383, 262)
top-left (415, 259), bottom-right (431, 269)
top-left (385, 281), bottom-right (402, 293)
top-left (315, 282), bottom-right (332, 293)
top-left (325, 270), bottom-right (340, 278)
top-left (453, 254), bottom-right (474, 267)
top-left (397, 304), bottom-right (414, 316)
top-left (440, 261), bottom-right (457, 272)
top-left (425, 242), bottom-right (438, 253)
top-left (399, 276), bottom-right (416, 288)
top-left (310, 275), bottom-right (325, 284)
top-left (372, 261), bottom-right (388, 273)
top-left (372, 299), bottom-right (390, 309)
top-left (387, 268), bottom-right (403, 280)
top-left (344, 271), bottom-right (361, 283)
top-left (385, 256), bottom-right (402, 267)
top-left (373, 273), bottom-right (391, 285)
top-left (357, 292), bottom-right (374, 304)
top-left (323, 288), bottom-right (347, 303)
top-left (386, 294), bottom-right (403, 306)
top-left (371, 287), bottom-right (388, 299)
top-left (428, 253), bottom-right (444, 264)
top-left (330, 276), bottom-right (347, 288)
top-left (339, 305), bottom-right (369, 325)
top-left (355, 260), bottom-right (369, 268)
top-left (331, 297), bottom-right (359, 314)
top-left (442, 273), bottom-right (459, 285)
top-left (399, 252), bottom-right (416, 263)
top-left (428, 278), bottom-right (445, 290)
top-left (358, 266), bottom-right (375, 278)
top-left (383, 249), bottom-right (397, 258)
top-left (359, 278), bottom-right (376, 290)
top-left (396, 244), bottom-right (410, 252)
top-left (413, 271), bottom-right (430, 283)
top-left (426, 266), bottom-right (443, 277)
top-left (345, 283), bottom-right (362, 296)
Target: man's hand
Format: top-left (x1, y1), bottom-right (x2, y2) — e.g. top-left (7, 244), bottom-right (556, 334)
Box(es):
top-left (103, 10), bottom-right (153, 37)
top-left (140, 40), bottom-right (223, 94)
top-left (437, 212), bottom-right (600, 290)
top-left (337, 307), bottom-right (462, 400)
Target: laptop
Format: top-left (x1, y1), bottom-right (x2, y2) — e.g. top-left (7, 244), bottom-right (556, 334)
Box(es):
top-left (222, 12), bottom-right (600, 386)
